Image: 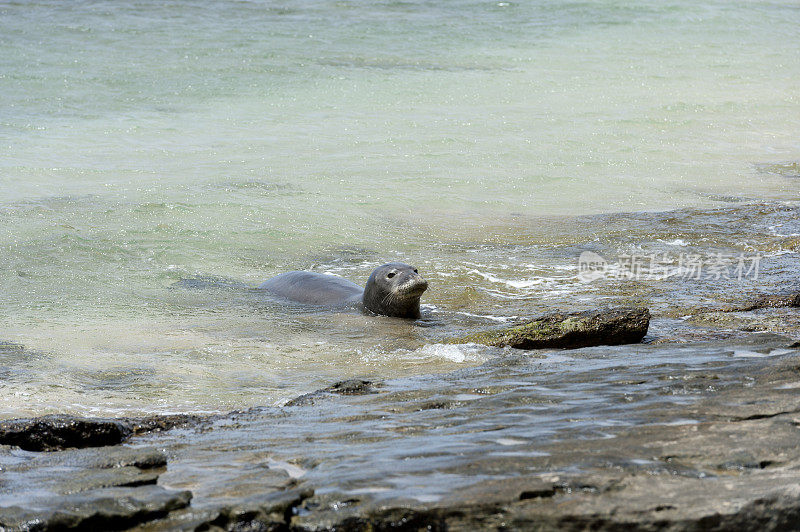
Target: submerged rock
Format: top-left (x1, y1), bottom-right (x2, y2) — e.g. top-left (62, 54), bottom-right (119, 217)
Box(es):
top-left (129, 413), bottom-right (208, 436)
top-left (0, 445), bottom-right (187, 531)
top-left (698, 291), bottom-right (800, 314)
top-left (448, 307), bottom-right (650, 349)
top-left (0, 486), bottom-right (192, 531)
top-left (737, 292), bottom-right (800, 311)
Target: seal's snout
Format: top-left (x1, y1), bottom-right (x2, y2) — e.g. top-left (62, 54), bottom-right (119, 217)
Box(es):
top-left (400, 272), bottom-right (428, 295)
top-left (412, 275), bottom-right (428, 292)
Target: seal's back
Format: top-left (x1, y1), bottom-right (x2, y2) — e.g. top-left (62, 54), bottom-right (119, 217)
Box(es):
top-left (259, 271), bottom-right (363, 306)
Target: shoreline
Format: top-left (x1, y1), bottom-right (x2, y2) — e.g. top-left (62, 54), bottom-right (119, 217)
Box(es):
top-left (2, 330), bottom-right (800, 530)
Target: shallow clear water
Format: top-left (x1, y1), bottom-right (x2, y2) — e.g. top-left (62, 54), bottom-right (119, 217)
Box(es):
top-left (1, 0), bottom-right (799, 417)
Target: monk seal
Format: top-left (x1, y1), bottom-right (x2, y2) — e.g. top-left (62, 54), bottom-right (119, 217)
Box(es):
top-left (259, 262), bottom-right (428, 319)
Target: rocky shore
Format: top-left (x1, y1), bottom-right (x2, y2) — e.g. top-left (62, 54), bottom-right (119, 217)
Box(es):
top-left (3, 321), bottom-right (800, 530)
top-left (448, 307), bottom-right (651, 349)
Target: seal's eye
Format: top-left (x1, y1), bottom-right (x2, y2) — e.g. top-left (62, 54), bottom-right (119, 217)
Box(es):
top-left (413, 269), bottom-right (418, 273)
top-left (387, 272), bottom-right (396, 278)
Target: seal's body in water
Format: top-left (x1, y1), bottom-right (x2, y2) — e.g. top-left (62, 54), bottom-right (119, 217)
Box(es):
top-left (259, 262), bottom-right (428, 319)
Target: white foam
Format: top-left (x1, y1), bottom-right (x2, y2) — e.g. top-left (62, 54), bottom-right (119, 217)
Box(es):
top-left (767, 224), bottom-right (800, 238)
top-left (453, 393), bottom-right (483, 401)
top-left (455, 311), bottom-right (516, 322)
top-left (348, 487), bottom-right (391, 495)
top-left (415, 343), bottom-right (487, 363)
top-left (478, 287), bottom-right (532, 300)
top-left (467, 269), bottom-right (557, 289)
top-left (765, 249), bottom-right (800, 257)
top-left (659, 239), bottom-right (690, 246)
top-left (658, 419), bottom-right (700, 426)
top-left (267, 458), bottom-right (306, 479)
top-left (733, 348), bottom-right (793, 358)
top-left (732, 350), bottom-right (767, 358)
top-left (495, 437), bottom-right (527, 446)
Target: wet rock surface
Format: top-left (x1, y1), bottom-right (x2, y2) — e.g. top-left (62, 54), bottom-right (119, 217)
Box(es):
top-left (0, 445), bottom-right (190, 530)
top-left (1, 486), bottom-right (192, 531)
top-left (285, 379), bottom-right (379, 407)
top-left (735, 291), bottom-right (800, 311)
top-left (4, 334), bottom-right (800, 530)
top-left (0, 415), bottom-right (132, 451)
top-left (0, 414), bottom-right (207, 452)
top-left (449, 307), bottom-right (650, 349)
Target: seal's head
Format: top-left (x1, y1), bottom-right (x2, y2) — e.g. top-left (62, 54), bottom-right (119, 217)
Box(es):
top-left (363, 262), bottom-right (428, 319)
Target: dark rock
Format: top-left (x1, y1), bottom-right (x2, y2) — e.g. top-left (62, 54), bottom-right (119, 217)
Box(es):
top-left (324, 379), bottom-right (376, 395)
top-left (214, 488), bottom-right (314, 531)
top-left (285, 379), bottom-right (378, 406)
top-left (447, 307), bottom-right (650, 349)
top-left (0, 413), bottom-right (207, 452)
top-left (129, 413), bottom-right (207, 436)
top-left (0, 415), bottom-right (131, 451)
top-left (132, 487), bottom-right (314, 531)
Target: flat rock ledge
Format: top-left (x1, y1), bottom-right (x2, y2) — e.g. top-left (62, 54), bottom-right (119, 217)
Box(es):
top-left (0, 444), bottom-right (191, 531)
top-left (449, 306), bottom-right (650, 349)
top-left (5, 339), bottom-right (800, 530)
top-left (1, 486), bottom-right (192, 531)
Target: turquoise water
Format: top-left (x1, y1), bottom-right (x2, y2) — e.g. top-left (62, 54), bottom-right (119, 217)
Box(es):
top-left (1, 0), bottom-right (799, 417)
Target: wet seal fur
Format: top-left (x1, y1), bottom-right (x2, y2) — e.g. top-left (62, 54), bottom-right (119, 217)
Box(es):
top-left (259, 262), bottom-right (428, 319)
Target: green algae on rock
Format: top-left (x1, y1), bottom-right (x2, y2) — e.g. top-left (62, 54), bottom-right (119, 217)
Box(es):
top-left (448, 307), bottom-right (650, 350)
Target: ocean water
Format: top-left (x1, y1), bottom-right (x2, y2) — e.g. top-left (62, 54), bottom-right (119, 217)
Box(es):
top-left (1, 0), bottom-right (799, 417)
